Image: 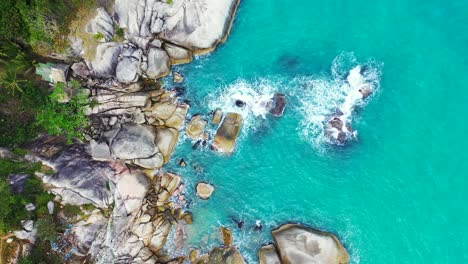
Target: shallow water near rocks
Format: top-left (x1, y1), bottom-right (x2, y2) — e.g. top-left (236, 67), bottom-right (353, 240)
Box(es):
top-left (163, 0), bottom-right (468, 262)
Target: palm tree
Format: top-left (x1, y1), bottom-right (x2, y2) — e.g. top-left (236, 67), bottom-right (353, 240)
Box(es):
top-left (0, 69), bottom-right (26, 95)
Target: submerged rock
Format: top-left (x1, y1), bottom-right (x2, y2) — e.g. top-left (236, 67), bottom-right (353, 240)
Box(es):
top-left (269, 93), bottom-right (286, 117)
top-left (196, 182), bottom-right (215, 200)
top-left (272, 224), bottom-right (350, 264)
top-left (212, 113), bottom-right (243, 154)
top-left (258, 244), bottom-right (281, 264)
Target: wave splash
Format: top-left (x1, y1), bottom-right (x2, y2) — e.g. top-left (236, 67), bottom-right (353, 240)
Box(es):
top-left (295, 52), bottom-right (383, 147)
top-left (205, 79), bottom-right (279, 134)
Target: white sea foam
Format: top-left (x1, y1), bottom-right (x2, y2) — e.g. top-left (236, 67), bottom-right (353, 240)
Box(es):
top-left (205, 79), bottom-right (279, 135)
top-left (295, 52), bottom-right (382, 148)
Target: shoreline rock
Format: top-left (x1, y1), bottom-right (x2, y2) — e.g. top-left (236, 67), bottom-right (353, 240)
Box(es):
top-left (212, 113), bottom-right (243, 154)
top-left (271, 224), bottom-right (350, 264)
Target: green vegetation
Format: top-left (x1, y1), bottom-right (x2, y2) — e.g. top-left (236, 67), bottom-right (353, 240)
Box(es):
top-left (0, 158), bottom-right (51, 234)
top-left (19, 240), bottom-right (64, 264)
top-left (167, 0), bottom-right (174, 4)
top-left (93, 32), bottom-right (105, 41)
top-left (0, 0), bottom-right (97, 55)
top-left (36, 81), bottom-right (90, 143)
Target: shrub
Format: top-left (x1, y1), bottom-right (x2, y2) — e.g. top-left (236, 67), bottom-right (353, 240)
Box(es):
top-left (62, 204), bottom-right (83, 218)
top-left (93, 32), bottom-right (105, 41)
top-left (36, 81), bottom-right (89, 143)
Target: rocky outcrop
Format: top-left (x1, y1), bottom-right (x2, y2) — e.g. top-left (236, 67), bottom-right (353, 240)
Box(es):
top-left (212, 109), bottom-right (224, 125)
top-left (186, 115), bottom-right (208, 140)
top-left (110, 124), bottom-right (158, 160)
top-left (193, 246), bottom-right (246, 264)
top-left (114, 0), bottom-right (240, 54)
top-left (87, 8), bottom-right (114, 41)
top-left (163, 42), bottom-right (193, 65)
top-left (269, 93), bottom-right (286, 117)
top-left (212, 113), bottom-right (243, 154)
top-left (258, 244), bottom-right (281, 264)
top-left (28, 137), bottom-right (118, 208)
top-left (271, 224), bottom-right (350, 264)
top-left (146, 48), bottom-right (171, 79)
top-left (196, 182), bottom-right (215, 200)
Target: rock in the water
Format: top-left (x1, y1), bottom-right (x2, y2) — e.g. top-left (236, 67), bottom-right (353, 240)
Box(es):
top-left (212, 113), bottom-right (243, 154)
top-left (111, 124), bottom-right (158, 160)
top-left (146, 48), bottom-right (171, 79)
top-left (196, 182), bottom-right (215, 200)
top-left (269, 93), bottom-right (286, 117)
top-left (258, 244), bottom-right (281, 264)
top-left (173, 72), bottom-right (184, 83)
top-left (194, 246), bottom-right (246, 264)
top-left (272, 224), bottom-right (350, 264)
top-left (212, 109), bottom-right (223, 125)
top-left (186, 115), bottom-right (207, 140)
top-left (220, 227), bottom-right (233, 247)
top-left (235, 100), bottom-right (246, 107)
top-left (163, 42), bottom-right (193, 65)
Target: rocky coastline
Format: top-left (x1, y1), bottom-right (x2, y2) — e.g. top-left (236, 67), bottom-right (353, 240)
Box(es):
top-left (1, 0), bottom-right (351, 263)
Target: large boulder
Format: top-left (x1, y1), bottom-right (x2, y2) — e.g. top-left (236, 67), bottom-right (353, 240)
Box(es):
top-left (194, 246), bottom-right (246, 264)
top-left (115, 171), bottom-right (150, 213)
top-left (269, 93), bottom-right (286, 117)
top-left (146, 48), bottom-right (171, 79)
top-left (116, 48), bottom-right (142, 83)
top-left (186, 115), bottom-right (207, 140)
top-left (87, 8), bottom-right (114, 41)
top-left (155, 127), bottom-right (179, 162)
top-left (163, 42), bottom-right (193, 65)
top-left (28, 137), bottom-right (117, 208)
top-left (160, 0), bottom-right (240, 53)
top-left (258, 244), bottom-right (281, 264)
top-left (110, 124), bottom-right (159, 160)
top-left (91, 42), bottom-right (122, 77)
top-left (212, 113), bottom-right (243, 154)
top-left (114, 0), bottom-right (240, 53)
top-left (272, 224), bottom-right (350, 264)
top-left (196, 182), bottom-right (215, 200)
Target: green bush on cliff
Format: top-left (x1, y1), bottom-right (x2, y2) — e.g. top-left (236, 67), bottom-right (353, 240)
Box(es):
top-left (36, 81), bottom-right (89, 143)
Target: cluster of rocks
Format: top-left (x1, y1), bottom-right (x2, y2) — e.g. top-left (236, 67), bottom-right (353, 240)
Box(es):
top-left (73, 0), bottom-right (240, 83)
top-left (24, 137), bottom-right (193, 263)
top-left (259, 224), bottom-right (350, 264)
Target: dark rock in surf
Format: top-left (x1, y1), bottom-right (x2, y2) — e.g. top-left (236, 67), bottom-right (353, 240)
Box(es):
top-left (235, 100), bottom-right (246, 107)
top-left (269, 93), bottom-right (286, 117)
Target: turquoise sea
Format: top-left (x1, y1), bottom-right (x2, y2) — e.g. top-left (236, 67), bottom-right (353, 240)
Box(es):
top-left (164, 0), bottom-right (468, 263)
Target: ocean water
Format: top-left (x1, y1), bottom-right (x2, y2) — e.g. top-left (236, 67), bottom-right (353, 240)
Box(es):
top-left (163, 0), bottom-right (468, 263)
